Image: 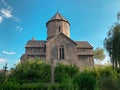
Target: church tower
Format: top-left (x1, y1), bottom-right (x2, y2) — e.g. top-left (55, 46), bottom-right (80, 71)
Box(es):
top-left (46, 12), bottom-right (70, 40)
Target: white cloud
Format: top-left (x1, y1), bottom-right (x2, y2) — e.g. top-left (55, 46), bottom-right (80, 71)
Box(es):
top-left (0, 0), bottom-right (20, 23)
top-left (16, 26), bottom-right (23, 31)
top-left (2, 51), bottom-right (16, 55)
top-left (0, 16), bottom-right (3, 23)
top-left (0, 8), bottom-right (12, 18)
top-left (1, 0), bottom-right (7, 6)
top-left (0, 58), bottom-right (7, 64)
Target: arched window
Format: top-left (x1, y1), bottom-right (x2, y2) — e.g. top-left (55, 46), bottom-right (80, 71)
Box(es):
top-left (58, 45), bottom-right (64, 60)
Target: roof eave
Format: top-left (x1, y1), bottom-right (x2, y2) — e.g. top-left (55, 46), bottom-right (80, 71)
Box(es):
top-left (46, 19), bottom-right (70, 26)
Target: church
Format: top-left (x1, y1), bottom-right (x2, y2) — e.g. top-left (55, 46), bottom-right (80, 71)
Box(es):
top-left (20, 12), bottom-right (94, 70)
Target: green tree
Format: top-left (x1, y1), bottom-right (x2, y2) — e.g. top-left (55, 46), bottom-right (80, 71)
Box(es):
top-left (93, 48), bottom-right (105, 61)
top-left (104, 23), bottom-right (120, 72)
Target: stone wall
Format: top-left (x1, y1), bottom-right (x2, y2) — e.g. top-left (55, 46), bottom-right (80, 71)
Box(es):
top-left (46, 34), bottom-right (79, 67)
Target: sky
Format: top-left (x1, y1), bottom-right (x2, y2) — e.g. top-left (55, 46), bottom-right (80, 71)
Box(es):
top-left (0, 0), bottom-right (120, 69)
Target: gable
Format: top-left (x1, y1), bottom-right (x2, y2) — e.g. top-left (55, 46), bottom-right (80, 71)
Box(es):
top-left (47, 33), bottom-right (77, 46)
top-left (46, 33), bottom-right (78, 60)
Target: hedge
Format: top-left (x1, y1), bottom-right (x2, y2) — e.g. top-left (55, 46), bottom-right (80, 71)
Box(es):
top-left (0, 83), bottom-right (76, 90)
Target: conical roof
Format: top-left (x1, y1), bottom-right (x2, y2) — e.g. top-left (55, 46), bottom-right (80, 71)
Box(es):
top-left (50, 12), bottom-right (67, 21)
top-left (46, 12), bottom-right (70, 25)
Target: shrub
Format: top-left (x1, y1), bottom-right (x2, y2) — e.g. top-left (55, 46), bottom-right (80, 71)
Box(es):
top-left (0, 83), bottom-right (75, 90)
top-left (99, 76), bottom-right (120, 90)
top-left (1, 81), bottom-right (20, 90)
top-left (10, 60), bottom-right (51, 84)
top-left (55, 64), bottom-right (79, 83)
top-left (84, 65), bottom-right (118, 80)
top-left (73, 72), bottom-right (97, 90)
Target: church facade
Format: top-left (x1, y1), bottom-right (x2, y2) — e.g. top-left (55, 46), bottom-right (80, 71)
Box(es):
top-left (20, 12), bottom-right (94, 70)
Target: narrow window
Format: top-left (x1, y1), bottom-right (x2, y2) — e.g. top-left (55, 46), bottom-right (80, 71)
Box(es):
top-left (59, 45), bottom-right (64, 60)
top-left (59, 26), bottom-right (61, 32)
top-left (61, 47), bottom-right (64, 59)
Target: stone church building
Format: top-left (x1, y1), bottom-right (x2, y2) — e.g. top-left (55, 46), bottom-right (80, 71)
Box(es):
top-left (20, 12), bottom-right (94, 70)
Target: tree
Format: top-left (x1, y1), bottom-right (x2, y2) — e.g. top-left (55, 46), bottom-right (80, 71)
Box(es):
top-left (104, 22), bottom-right (120, 72)
top-left (93, 48), bottom-right (105, 61)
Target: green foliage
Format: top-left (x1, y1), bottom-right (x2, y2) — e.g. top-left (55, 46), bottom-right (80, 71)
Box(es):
top-left (10, 60), bottom-right (51, 84)
top-left (0, 72), bottom-right (8, 84)
top-left (0, 73), bottom-right (4, 84)
top-left (84, 65), bottom-right (117, 79)
top-left (3, 58), bottom-right (120, 90)
top-left (98, 77), bottom-right (120, 90)
top-left (1, 81), bottom-right (20, 89)
top-left (104, 23), bottom-right (120, 71)
top-left (73, 72), bottom-right (97, 90)
top-left (0, 83), bottom-right (75, 90)
top-left (55, 63), bottom-right (79, 83)
top-left (83, 65), bottom-right (120, 90)
top-left (93, 48), bottom-right (105, 61)
top-left (9, 60), bottom-right (79, 84)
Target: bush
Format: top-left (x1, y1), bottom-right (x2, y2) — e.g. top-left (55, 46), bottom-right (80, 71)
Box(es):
top-left (99, 76), bottom-right (120, 90)
top-left (84, 65), bottom-right (118, 80)
top-left (5, 59), bottom-right (120, 90)
top-left (1, 81), bottom-right (20, 90)
top-left (73, 72), bottom-right (97, 90)
top-left (55, 64), bottom-right (79, 83)
top-left (10, 60), bottom-right (51, 84)
top-left (0, 83), bottom-right (75, 90)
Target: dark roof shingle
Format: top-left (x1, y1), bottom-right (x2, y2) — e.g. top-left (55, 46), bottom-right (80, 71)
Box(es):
top-left (76, 41), bottom-right (93, 48)
top-left (26, 40), bottom-right (46, 48)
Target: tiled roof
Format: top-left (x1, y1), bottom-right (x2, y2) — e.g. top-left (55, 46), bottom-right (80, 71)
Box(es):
top-left (25, 40), bottom-right (46, 48)
top-left (76, 41), bottom-right (93, 48)
top-left (46, 12), bottom-right (70, 25)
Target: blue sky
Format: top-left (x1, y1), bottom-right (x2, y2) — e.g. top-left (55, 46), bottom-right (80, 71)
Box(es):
top-left (0, 0), bottom-right (120, 69)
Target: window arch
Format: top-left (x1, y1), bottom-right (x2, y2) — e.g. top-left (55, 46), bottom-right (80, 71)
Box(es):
top-left (58, 45), bottom-right (64, 60)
